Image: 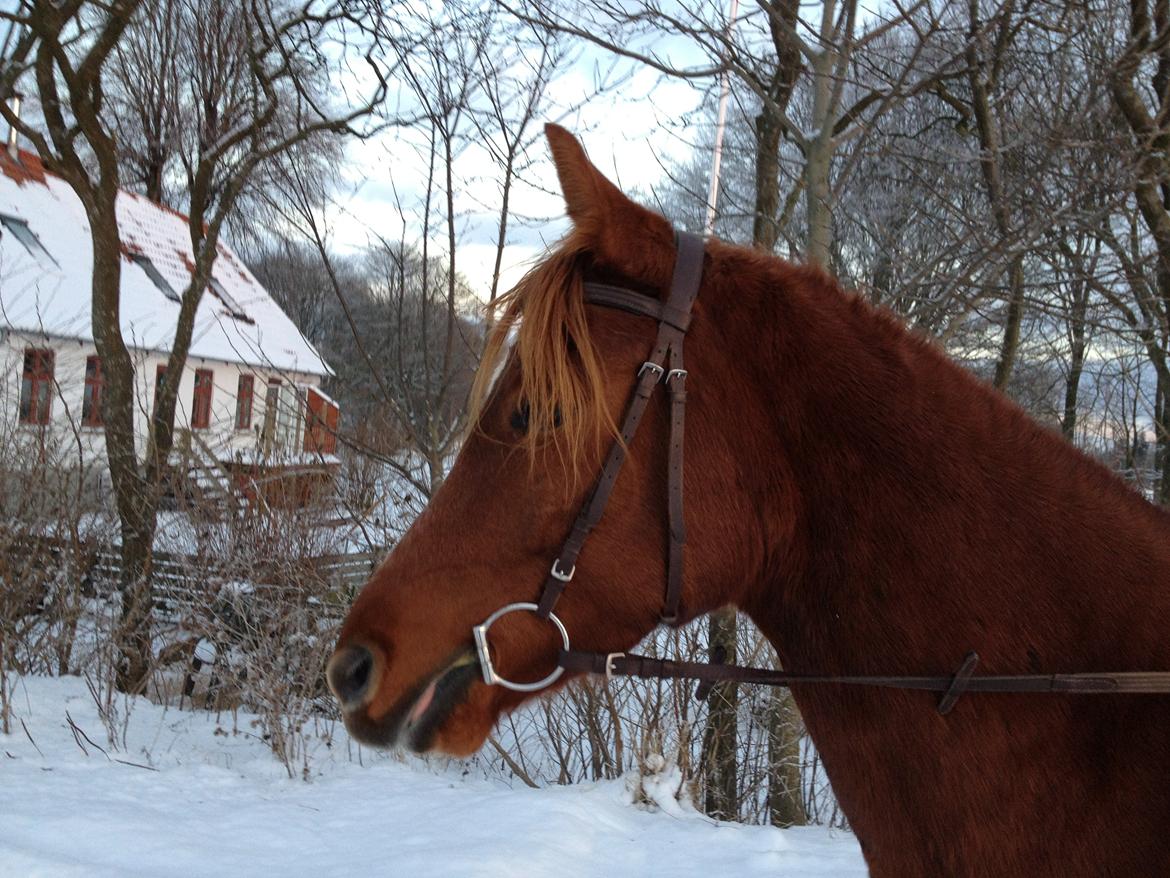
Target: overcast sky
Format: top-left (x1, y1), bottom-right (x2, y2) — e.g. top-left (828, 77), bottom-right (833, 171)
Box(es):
top-left (0, 4), bottom-right (716, 302)
top-left (330, 43), bottom-right (711, 301)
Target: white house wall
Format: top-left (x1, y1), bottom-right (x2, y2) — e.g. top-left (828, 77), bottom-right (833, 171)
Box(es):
top-left (1, 329), bottom-right (324, 470)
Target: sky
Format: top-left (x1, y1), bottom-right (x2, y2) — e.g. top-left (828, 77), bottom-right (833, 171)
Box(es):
top-left (0, 2), bottom-right (721, 302)
top-left (326, 33), bottom-right (713, 302)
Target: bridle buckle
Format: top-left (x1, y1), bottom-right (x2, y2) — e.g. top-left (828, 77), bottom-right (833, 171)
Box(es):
top-left (550, 559), bottom-right (575, 582)
top-left (605, 652), bottom-right (625, 680)
top-left (638, 361), bottom-right (665, 380)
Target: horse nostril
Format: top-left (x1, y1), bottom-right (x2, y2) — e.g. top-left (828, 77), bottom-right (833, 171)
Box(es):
top-left (328, 644), bottom-right (378, 709)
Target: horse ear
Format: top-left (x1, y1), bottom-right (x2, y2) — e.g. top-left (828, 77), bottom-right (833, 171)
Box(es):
top-left (544, 123), bottom-right (675, 287)
top-left (544, 123), bottom-right (609, 227)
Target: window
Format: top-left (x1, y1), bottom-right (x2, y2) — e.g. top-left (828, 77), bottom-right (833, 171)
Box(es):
top-left (132, 254), bottom-right (180, 303)
top-left (0, 213), bottom-right (56, 267)
top-left (82, 356), bottom-right (104, 427)
top-left (191, 369), bottom-right (213, 429)
top-left (235, 375), bottom-right (254, 430)
top-left (19, 348), bottom-right (53, 424)
top-left (262, 378), bottom-right (281, 449)
top-left (209, 277), bottom-right (252, 323)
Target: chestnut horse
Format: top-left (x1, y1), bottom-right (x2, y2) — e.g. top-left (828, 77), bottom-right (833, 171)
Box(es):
top-left (329, 125), bottom-right (1170, 877)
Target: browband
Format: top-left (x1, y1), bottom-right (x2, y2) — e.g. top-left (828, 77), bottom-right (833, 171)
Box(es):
top-left (582, 282), bottom-right (693, 332)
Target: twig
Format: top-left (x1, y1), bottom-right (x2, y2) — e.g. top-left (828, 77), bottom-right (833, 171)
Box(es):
top-left (20, 718), bottom-right (43, 758)
top-left (114, 758), bottom-right (158, 772)
top-left (65, 713), bottom-right (88, 756)
top-left (488, 735), bottom-right (539, 789)
top-left (65, 711), bottom-right (110, 760)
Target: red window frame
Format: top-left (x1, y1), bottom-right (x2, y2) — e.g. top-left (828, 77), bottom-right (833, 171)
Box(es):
top-left (235, 374), bottom-right (254, 430)
top-left (191, 369), bottom-right (213, 430)
top-left (19, 348), bottom-right (54, 424)
top-left (82, 355), bottom-right (104, 427)
top-left (303, 387), bottom-right (339, 455)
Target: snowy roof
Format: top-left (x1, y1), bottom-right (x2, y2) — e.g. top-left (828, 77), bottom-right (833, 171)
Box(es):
top-left (0, 149), bottom-right (330, 377)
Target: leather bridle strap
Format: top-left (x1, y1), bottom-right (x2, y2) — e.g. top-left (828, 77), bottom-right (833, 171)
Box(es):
top-left (581, 283), bottom-right (694, 332)
top-left (558, 649), bottom-right (1170, 715)
top-left (535, 231), bottom-right (705, 625)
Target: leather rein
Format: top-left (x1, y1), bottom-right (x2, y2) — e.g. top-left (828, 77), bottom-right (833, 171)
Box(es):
top-left (471, 230), bottom-right (1170, 715)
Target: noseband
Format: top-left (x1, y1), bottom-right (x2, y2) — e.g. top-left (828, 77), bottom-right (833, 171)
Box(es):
top-left (472, 230), bottom-right (1170, 711)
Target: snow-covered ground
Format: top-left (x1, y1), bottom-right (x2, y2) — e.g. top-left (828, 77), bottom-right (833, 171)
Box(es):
top-left (0, 676), bottom-right (866, 877)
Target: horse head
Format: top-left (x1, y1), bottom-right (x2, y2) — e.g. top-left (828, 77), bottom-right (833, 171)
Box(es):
top-left (326, 125), bottom-right (766, 755)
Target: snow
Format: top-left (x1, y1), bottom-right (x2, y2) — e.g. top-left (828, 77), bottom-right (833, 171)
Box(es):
top-left (0, 150), bottom-right (330, 377)
top-left (0, 676), bottom-right (866, 877)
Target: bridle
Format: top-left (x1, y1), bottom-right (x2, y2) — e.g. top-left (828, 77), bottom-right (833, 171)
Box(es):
top-left (472, 229), bottom-right (1170, 713)
top-left (472, 229), bottom-right (703, 692)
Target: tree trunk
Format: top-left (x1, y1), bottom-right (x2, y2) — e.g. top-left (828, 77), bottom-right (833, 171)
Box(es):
top-left (752, 108), bottom-right (782, 252)
top-left (1060, 279), bottom-right (1089, 441)
top-left (86, 195), bottom-right (157, 694)
top-left (767, 683), bottom-right (807, 826)
top-left (1158, 371), bottom-right (1170, 505)
top-left (965, 0), bottom-right (1027, 392)
top-left (426, 447), bottom-right (445, 496)
top-left (802, 0), bottom-right (840, 268)
top-left (749, 75), bottom-right (807, 825)
top-left (992, 254), bottom-right (1026, 391)
top-left (803, 133), bottom-right (834, 268)
top-left (116, 524), bottom-right (157, 694)
top-left (701, 608), bottom-right (739, 820)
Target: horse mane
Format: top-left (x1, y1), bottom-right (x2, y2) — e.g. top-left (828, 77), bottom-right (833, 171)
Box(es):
top-left (469, 242), bottom-right (619, 477)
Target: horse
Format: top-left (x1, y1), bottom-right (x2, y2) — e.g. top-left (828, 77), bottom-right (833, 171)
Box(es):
top-left (327, 124), bottom-right (1170, 877)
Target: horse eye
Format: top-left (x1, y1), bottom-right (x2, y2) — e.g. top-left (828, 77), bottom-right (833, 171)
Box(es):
top-left (510, 404), bottom-right (530, 433)
top-left (510, 402), bottom-right (562, 433)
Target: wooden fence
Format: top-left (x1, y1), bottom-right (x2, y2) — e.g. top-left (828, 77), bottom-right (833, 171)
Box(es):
top-left (6, 534), bottom-right (384, 616)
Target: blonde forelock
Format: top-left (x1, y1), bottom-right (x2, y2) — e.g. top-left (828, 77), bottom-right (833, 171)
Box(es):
top-left (469, 244), bottom-right (619, 479)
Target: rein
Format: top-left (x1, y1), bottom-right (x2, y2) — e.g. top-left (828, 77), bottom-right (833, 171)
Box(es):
top-left (559, 650), bottom-right (1170, 716)
top-left (471, 230), bottom-right (1170, 714)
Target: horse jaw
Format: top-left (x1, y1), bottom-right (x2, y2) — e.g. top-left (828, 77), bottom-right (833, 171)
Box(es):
top-left (423, 682), bottom-right (501, 757)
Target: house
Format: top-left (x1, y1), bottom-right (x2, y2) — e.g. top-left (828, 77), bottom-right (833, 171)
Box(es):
top-left (0, 146), bottom-right (339, 504)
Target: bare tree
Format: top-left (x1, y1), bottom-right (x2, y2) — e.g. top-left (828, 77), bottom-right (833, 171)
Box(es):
top-left (0, 0), bottom-right (392, 692)
top-left (257, 1), bottom-right (578, 496)
top-left (473, 19), bottom-right (565, 310)
top-left (1104, 0), bottom-right (1170, 502)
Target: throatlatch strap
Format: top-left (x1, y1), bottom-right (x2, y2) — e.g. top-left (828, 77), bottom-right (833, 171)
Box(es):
top-left (536, 231), bottom-right (706, 622)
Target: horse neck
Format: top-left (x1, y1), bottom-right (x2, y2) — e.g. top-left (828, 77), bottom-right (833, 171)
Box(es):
top-left (722, 258), bottom-right (1170, 679)
top-left (706, 256), bottom-right (1170, 874)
